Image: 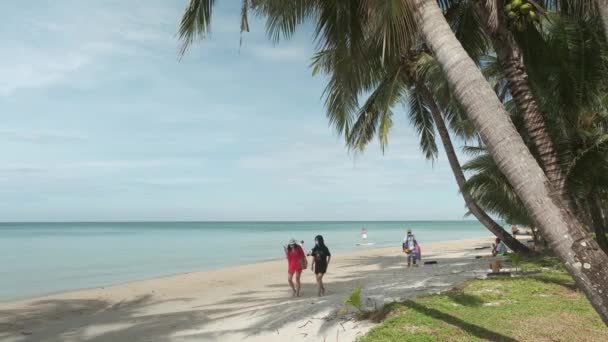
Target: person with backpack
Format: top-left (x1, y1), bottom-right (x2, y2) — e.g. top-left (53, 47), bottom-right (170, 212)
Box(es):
top-left (402, 229), bottom-right (421, 267)
top-left (284, 238), bottom-right (307, 297)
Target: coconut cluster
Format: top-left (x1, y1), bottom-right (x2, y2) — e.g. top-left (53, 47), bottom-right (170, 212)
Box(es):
top-left (504, 0), bottom-right (539, 31)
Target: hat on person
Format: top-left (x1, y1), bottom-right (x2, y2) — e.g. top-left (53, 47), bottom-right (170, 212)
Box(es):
top-left (407, 229), bottom-right (412, 233)
top-left (288, 238), bottom-right (297, 245)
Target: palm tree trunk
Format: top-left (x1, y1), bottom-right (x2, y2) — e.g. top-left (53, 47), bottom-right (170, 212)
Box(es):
top-left (414, 0), bottom-right (608, 324)
top-left (474, 2), bottom-right (570, 207)
top-left (589, 195), bottom-right (608, 254)
top-left (596, 0), bottom-right (608, 41)
top-left (603, 199), bottom-right (608, 230)
top-left (417, 81), bottom-right (531, 254)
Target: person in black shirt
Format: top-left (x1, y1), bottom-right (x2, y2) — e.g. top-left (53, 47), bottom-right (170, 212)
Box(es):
top-left (310, 235), bottom-right (331, 296)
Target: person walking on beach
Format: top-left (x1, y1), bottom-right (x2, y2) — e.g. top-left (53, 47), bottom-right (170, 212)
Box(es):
top-left (403, 229), bottom-right (420, 267)
top-left (310, 235), bottom-right (331, 296)
top-left (284, 238), bottom-right (306, 297)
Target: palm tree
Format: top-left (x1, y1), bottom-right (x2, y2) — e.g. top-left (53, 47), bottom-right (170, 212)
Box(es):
top-left (463, 136), bottom-right (608, 253)
top-left (333, 44), bottom-right (530, 252)
top-left (416, 75), bottom-right (531, 253)
top-left (465, 12), bottom-right (608, 253)
top-left (178, 0), bottom-right (608, 323)
top-left (279, 1), bottom-right (530, 251)
top-left (599, 0), bottom-right (608, 39)
top-left (469, 1), bottom-right (570, 206)
top-left (413, 0), bottom-right (608, 322)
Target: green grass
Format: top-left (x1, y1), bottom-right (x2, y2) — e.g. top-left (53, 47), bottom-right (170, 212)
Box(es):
top-left (358, 254), bottom-right (608, 341)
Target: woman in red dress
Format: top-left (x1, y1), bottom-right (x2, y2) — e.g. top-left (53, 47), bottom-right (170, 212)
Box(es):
top-left (284, 238), bottom-right (306, 297)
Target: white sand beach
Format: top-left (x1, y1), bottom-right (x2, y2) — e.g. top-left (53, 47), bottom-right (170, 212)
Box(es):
top-left (0, 237), bottom-right (503, 342)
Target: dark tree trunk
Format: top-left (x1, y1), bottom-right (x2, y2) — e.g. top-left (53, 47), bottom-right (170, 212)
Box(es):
top-left (597, 0), bottom-right (608, 41)
top-left (417, 81), bottom-right (531, 254)
top-left (474, 2), bottom-right (570, 208)
top-left (603, 202), bottom-right (608, 231)
top-left (589, 195), bottom-right (608, 254)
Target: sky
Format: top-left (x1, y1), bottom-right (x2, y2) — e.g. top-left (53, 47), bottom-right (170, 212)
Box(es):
top-left (0, 0), bottom-right (472, 222)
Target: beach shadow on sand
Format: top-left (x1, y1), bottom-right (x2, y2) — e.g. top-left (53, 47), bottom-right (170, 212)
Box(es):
top-left (0, 247), bottom-right (510, 342)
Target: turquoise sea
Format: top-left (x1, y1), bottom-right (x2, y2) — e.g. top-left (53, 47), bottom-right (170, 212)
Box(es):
top-left (0, 221), bottom-right (488, 301)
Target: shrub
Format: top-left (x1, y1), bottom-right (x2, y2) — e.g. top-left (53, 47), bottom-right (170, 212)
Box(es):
top-left (343, 286), bottom-right (363, 313)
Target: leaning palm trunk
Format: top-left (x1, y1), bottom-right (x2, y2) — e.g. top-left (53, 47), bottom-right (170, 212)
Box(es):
top-left (589, 195), bottom-right (608, 254)
top-left (474, 2), bottom-right (570, 207)
top-left (414, 0), bottom-right (608, 324)
top-left (596, 0), bottom-right (608, 40)
top-left (416, 81), bottom-right (531, 254)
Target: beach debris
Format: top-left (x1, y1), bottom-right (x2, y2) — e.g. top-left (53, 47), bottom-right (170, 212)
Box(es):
top-left (424, 261), bottom-right (438, 265)
top-left (298, 320), bottom-right (312, 328)
top-left (339, 321), bottom-right (346, 331)
top-left (275, 329), bottom-right (279, 335)
top-left (21, 331), bottom-right (32, 336)
top-left (299, 333), bottom-right (308, 337)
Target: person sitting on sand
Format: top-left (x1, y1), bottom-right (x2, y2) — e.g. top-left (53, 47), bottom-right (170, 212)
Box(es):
top-left (403, 229), bottom-right (420, 267)
top-left (310, 235), bottom-right (331, 296)
top-left (284, 238), bottom-right (306, 297)
top-left (492, 238), bottom-right (509, 256)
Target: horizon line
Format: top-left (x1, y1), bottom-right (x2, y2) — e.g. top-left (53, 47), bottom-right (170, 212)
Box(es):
top-left (0, 219), bottom-right (485, 224)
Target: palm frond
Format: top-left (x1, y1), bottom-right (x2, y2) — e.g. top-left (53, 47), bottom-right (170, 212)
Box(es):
top-left (178, 0), bottom-right (216, 56)
top-left (255, 0), bottom-right (317, 43)
top-left (462, 145), bottom-right (487, 156)
top-left (348, 64), bottom-right (408, 152)
top-left (240, 0), bottom-right (251, 47)
top-left (363, 0), bottom-right (419, 65)
top-left (406, 91), bottom-right (438, 161)
top-left (462, 151), bottom-right (533, 226)
top-left (450, 0), bottom-right (492, 62)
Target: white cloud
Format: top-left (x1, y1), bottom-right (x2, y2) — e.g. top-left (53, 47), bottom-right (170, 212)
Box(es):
top-left (137, 177), bottom-right (226, 186)
top-left (0, 1), bottom-right (177, 96)
top-left (0, 129), bottom-right (86, 144)
top-left (0, 159), bottom-right (205, 177)
top-left (236, 132), bottom-right (456, 198)
top-left (0, 52), bottom-right (89, 96)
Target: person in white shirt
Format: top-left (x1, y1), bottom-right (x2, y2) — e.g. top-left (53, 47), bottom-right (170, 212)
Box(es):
top-left (492, 238), bottom-right (509, 256)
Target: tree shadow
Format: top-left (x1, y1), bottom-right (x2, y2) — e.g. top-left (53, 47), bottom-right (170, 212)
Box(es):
top-left (403, 300), bottom-right (517, 341)
top-left (488, 271), bottom-right (577, 292)
top-left (527, 274), bottom-right (577, 291)
top-left (445, 292), bottom-right (485, 307)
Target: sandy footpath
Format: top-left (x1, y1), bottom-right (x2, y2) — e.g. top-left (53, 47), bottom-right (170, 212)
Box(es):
top-left (0, 237), bottom-right (501, 342)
